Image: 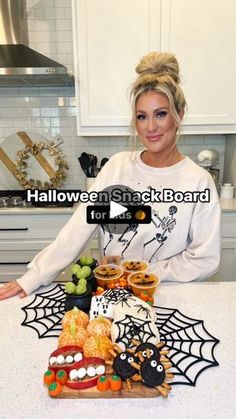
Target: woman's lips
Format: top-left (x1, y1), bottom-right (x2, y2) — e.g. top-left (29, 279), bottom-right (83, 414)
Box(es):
top-left (146, 134), bottom-right (163, 142)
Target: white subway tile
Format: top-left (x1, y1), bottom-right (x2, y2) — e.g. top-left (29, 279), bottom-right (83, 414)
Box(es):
top-left (204, 135), bottom-right (225, 144)
top-left (41, 107), bottom-right (60, 117)
top-left (35, 20), bottom-right (55, 31)
top-left (29, 97), bottom-right (49, 107)
top-left (20, 108), bottom-right (41, 117)
top-left (108, 136), bottom-right (129, 146)
top-left (0, 88), bottom-right (20, 97)
top-left (27, 8), bottom-right (44, 20)
top-left (65, 7), bottom-right (72, 19)
top-left (55, 0), bottom-right (70, 8)
top-left (185, 135), bottom-right (204, 145)
top-left (0, 119), bottom-right (13, 127)
top-left (55, 19), bottom-right (72, 31)
top-left (39, 87), bottom-right (60, 96)
top-left (178, 145), bottom-right (194, 154)
top-left (28, 31), bottom-right (47, 43)
top-left (12, 118), bottom-right (32, 128)
top-left (59, 107), bottom-right (77, 116)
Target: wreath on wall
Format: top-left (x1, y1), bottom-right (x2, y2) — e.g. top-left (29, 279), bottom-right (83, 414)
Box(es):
top-left (14, 142), bottom-right (69, 190)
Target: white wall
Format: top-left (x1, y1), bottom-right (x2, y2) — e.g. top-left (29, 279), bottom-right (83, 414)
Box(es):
top-left (0, 0), bottom-right (225, 190)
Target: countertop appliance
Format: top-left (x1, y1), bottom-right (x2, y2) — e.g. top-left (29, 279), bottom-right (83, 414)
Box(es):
top-left (197, 149), bottom-right (220, 190)
top-left (0, 0), bottom-right (74, 87)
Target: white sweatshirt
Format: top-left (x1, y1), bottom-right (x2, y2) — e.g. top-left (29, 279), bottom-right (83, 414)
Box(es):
top-left (17, 151), bottom-right (221, 295)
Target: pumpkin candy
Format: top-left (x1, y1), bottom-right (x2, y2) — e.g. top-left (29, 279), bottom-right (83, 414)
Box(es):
top-left (58, 321), bottom-right (88, 348)
top-left (62, 306), bottom-right (89, 329)
top-left (87, 317), bottom-right (112, 337)
top-left (83, 335), bottom-right (113, 361)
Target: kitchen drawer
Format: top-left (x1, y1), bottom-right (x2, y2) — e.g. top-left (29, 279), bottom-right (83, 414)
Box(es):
top-left (0, 214), bottom-right (70, 239)
top-left (0, 249), bottom-right (39, 281)
top-left (0, 240), bottom-right (52, 281)
top-left (0, 242), bottom-right (51, 263)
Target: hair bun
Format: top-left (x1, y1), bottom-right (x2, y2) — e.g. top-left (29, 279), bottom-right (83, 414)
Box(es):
top-left (135, 51), bottom-right (180, 84)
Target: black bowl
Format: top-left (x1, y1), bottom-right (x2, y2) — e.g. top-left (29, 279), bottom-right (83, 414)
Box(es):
top-left (65, 284), bottom-right (92, 313)
top-left (72, 273), bottom-right (97, 292)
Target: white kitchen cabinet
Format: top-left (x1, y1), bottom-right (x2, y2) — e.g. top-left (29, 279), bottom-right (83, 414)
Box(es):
top-left (207, 212), bottom-right (236, 281)
top-left (72, 0), bottom-right (161, 135)
top-left (161, 0), bottom-right (236, 134)
top-left (0, 210), bottom-right (101, 282)
top-left (72, 0), bottom-right (236, 135)
top-left (0, 211), bottom-right (71, 281)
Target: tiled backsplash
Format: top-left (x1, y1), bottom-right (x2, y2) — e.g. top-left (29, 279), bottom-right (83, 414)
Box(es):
top-left (0, 0), bottom-right (225, 190)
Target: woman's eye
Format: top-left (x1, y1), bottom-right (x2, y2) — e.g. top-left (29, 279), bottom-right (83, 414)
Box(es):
top-left (136, 114), bottom-right (146, 120)
top-left (156, 111), bottom-right (167, 118)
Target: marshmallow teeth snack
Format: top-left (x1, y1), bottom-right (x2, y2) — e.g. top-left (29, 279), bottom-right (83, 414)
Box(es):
top-left (111, 295), bottom-right (159, 351)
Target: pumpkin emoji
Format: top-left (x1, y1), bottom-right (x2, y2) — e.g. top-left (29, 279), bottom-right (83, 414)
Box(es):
top-left (58, 321), bottom-right (88, 348)
top-left (87, 317), bottom-right (112, 337)
top-left (83, 335), bottom-right (113, 361)
top-left (62, 306), bottom-right (89, 329)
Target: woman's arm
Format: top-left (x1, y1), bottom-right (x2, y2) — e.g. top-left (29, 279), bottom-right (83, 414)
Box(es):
top-left (150, 202), bottom-right (221, 282)
top-left (16, 203), bottom-right (99, 295)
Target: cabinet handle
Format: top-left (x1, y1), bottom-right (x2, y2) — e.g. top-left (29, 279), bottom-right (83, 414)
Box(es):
top-left (0, 228), bottom-right (29, 231)
top-left (0, 262), bottom-right (30, 265)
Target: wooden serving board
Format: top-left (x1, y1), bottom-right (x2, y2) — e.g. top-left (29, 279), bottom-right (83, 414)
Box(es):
top-left (56, 381), bottom-right (160, 399)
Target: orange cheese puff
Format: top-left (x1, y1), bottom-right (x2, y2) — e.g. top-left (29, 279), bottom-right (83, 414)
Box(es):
top-left (109, 375), bottom-right (122, 391)
top-left (97, 375), bottom-right (110, 392)
top-left (56, 370), bottom-right (68, 385)
top-left (43, 370), bottom-right (55, 386)
top-left (48, 381), bottom-right (63, 397)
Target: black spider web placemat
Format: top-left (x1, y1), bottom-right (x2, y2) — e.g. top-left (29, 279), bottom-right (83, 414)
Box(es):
top-left (21, 284), bottom-right (220, 386)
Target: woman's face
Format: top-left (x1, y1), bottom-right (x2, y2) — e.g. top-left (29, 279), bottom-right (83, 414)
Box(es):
top-left (135, 91), bottom-right (180, 155)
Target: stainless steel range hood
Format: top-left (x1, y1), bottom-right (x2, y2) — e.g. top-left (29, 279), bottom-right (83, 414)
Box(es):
top-left (0, 0), bottom-right (74, 87)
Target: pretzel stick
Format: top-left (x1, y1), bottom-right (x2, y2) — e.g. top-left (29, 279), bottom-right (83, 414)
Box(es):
top-left (156, 385), bottom-right (168, 398)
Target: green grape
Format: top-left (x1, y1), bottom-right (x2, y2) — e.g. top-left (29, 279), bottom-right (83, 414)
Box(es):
top-left (81, 266), bottom-right (91, 278)
top-left (76, 269), bottom-right (86, 279)
top-left (71, 264), bottom-right (81, 275)
top-left (79, 256), bottom-right (87, 266)
top-left (75, 278), bottom-right (87, 295)
top-left (65, 282), bottom-right (76, 294)
top-left (85, 257), bottom-right (94, 265)
top-left (80, 256), bottom-right (94, 266)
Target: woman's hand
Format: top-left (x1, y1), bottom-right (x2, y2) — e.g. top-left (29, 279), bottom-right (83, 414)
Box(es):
top-left (0, 281), bottom-right (27, 301)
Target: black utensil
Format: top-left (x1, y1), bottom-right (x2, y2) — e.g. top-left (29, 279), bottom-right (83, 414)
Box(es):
top-left (78, 154), bottom-right (91, 177)
top-left (78, 153), bottom-right (98, 177)
top-left (100, 157), bottom-right (109, 169)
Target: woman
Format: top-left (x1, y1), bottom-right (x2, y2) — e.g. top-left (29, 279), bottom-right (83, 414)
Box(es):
top-left (0, 52), bottom-right (221, 300)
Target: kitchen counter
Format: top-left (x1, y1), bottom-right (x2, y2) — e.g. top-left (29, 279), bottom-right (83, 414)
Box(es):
top-left (0, 206), bottom-right (74, 214)
top-left (220, 198), bottom-right (236, 211)
top-left (0, 199), bottom-right (235, 213)
top-left (0, 282), bottom-right (235, 419)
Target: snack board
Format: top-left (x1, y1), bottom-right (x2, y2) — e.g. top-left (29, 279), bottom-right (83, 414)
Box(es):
top-left (35, 258), bottom-right (220, 399)
top-left (55, 378), bottom-right (161, 399)
top-left (43, 258), bottom-right (173, 399)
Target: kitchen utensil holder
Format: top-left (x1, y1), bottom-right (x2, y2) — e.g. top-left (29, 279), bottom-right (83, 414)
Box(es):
top-left (86, 177), bottom-right (96, 191)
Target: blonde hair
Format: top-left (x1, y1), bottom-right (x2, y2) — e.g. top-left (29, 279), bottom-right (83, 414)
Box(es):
top-left (129, 52), bottom-right (186, 146)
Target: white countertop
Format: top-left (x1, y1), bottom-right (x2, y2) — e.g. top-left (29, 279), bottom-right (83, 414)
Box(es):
top-left (0, 281), bottom-right (235, 419)
top-left (220, 198), bottom-right (236, 211)
top-left (0, 206), bottom-right (74, 214)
